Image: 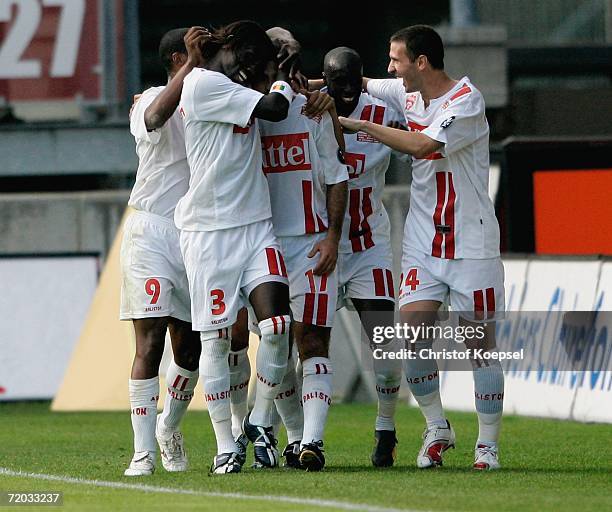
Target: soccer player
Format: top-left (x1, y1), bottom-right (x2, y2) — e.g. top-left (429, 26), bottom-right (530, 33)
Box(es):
top-left (339, 25), bottom-right (505, 470)
top-left (121, 27), bottom-right (208, 476)
top-left (176, 20), bottom-right (296, 474)
top-left (229, 27), bottom-right (349, 472)
top-left (322, 47), bottom-right (405, 467)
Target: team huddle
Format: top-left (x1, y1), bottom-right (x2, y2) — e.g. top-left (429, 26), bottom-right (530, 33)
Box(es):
top-left (120, 21), bottom-right (505, 475)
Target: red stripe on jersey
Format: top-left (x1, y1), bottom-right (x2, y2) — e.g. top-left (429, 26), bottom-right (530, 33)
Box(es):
top-left (303, 293), bottom-right (315, 324)
top-left (233, 124), bottom-right (250, 134)
top-left (316, 294), bottom-right (329, 326)
top-left (408, 121), bottom-right (428, 132)
top-left (474, 290), bottom-right (485, 321)
top-left (373, 269), bottom-right (386, 296)
top-left (419, 152), bottom-right (444, 160)
top-left (266, 248), bottom-right (280, 275)
top-left (306, 269), bottom-right (316, 292)
top-left (450, 84), bottom-right (471, 102)
top-left (278, 251), bottom-right (288, 277)
top-left (302, 180), bottom-right (316, 234)
top-left (280, 315), bottom-right (286, 334)
top-left (315, 214), bottom-right (327, 231)
top-left (385, 269), bottom-right (395, 298)
top-left (180, 377), bottom-right (189, 392)
top-left (271, 316), bottom-right (279, 334)
top-left (432, 172), bottom-right (446, 258)
top-left (444, 173), bottom-right (456, 259)
top-left (172, 375), bottom-right (181, 389)
top-left (360, 105), bottom-right (373, 121)
top-left (486, 288), bottom-right (496, 319)
top-left (372, 105), bottom-right (386, 125)
top-left (349, 189), bottom-right (364, 252)
top-left (320, 274), bottom-right (328, 292)
top-left (362, 187), bottom-right (374, 250)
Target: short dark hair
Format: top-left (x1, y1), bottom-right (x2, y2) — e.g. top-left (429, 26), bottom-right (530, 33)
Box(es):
top-left (159, 28), bottom-right (189, 72)
top-left (390, 25), bottom-right (444, 70)
top-left (201, 20), bottom-right (275, 79)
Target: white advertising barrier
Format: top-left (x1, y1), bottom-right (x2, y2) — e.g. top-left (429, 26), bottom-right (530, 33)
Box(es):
top-left (0, 255), bottom-right (98, 400)
top-left (439, 258), bottom-right (531, 412)
top-left (571, 261), bottom-right (612, 422)
top-left (502, 260), bottom-right (602, 420)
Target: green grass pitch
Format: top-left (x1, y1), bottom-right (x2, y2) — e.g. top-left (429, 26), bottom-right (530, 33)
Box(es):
top-left (1, 401), bottom-right (611, 511)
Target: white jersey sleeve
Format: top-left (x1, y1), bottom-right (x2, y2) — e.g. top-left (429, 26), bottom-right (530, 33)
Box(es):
top-left (422, 85), bottom-right (486, 155)
top-left (130, 91), bottom-right (162, 145)
top-left (191, 70), bottom-right (263, 128)
top-left (366, 78), bottom-right (405, 114)
top-left (313, 112), bottom-right (349, 185)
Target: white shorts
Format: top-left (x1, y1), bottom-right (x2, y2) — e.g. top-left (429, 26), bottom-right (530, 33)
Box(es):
top-left (398, 248), bottom-right (505, 322)
top-left (278, 233), bottom-right (338, 327)
top-left (337, 240), bottom-right (395, 308)
top-left (120, 210), bottom-right (191, 322)
top-left (180, 219), bottom-right (289, 332)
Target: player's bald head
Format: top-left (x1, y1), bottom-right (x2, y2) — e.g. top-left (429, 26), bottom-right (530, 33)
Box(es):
top-left (323, 47), bottom-right (362, 75)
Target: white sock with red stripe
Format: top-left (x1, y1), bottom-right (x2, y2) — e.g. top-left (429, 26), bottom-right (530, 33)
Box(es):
top-left (249, 316), bottom-right (290, 427)
top-left (373, 355), bottom-right (402, 431)
top-left (157, 360), bottom-right (198, 437)
top-left (129, 377), bottom-right (159, 457)
top-left (200, 332), bottom-right (236, 455)
top-left (229, 348), bottom-right (251, 439)
top-left (274, 354), bottom-right (303, 444)
top-left (301, 357), bottom-right (333, 446)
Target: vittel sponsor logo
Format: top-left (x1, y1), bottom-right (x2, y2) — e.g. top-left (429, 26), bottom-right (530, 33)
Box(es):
top-left (261, 132), bottom-right (312, 174)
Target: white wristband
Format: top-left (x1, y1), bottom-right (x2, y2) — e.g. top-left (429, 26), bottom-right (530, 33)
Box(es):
top-left (270, 81), bottom-right (295, 103)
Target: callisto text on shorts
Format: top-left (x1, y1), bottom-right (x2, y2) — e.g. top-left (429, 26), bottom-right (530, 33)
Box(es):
top-left (372, 347), bottom-right (525, 361)
top-left (371, 323), bottom-right (486, 344)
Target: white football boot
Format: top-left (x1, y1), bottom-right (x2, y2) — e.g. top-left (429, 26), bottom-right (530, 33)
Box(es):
top-left (416, 420), bottom-right (456, 468)
top-left (156, 416), bottom-right (188, 472)
top-left (124, 452), bottom-right (155, 476)
top-left (473, 443), bottom-right (501, 470)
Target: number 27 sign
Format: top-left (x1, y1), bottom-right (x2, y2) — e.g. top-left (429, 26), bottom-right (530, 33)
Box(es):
top-left (0, 0), bottom-right (101, 101)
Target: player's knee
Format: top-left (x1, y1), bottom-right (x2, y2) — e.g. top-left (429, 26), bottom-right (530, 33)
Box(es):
top-left (231, 321), bottom-right (250, 351)
top-left (297, 324), bottom-right (329, 360)
top-left (258, 315), bottom-right (291, 342)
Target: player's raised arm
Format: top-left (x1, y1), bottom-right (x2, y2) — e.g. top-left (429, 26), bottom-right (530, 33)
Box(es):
top-left (144, 27), bottom-right (208, 131)
top-left (339, 116), bottom-right (442, 159)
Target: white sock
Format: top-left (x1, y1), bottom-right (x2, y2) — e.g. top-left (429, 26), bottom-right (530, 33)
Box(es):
top-left (373, 355), bottom-right (402, 431)
top-left (129, 377), bottom-right (159, 456)
top-left (158, 360), bottom-right (198, 438)
top-left (473, 361), bottom-right (504, 446)
top-left (274, 354), bottom-right (303, 443)
top-left (200, 331), bottom-right (236, 455)
top-left (301, 357), bottom-right (333, 446)
top-left (250, 316), bottom-right (290, 427)
top-left (405, 341), bottom-right (446, 428)
top-left (229, 348), bottom-right (251, 439)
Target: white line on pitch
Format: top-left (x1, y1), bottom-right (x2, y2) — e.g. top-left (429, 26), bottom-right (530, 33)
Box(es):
top-left (0, 467), bottom-right (425, 512)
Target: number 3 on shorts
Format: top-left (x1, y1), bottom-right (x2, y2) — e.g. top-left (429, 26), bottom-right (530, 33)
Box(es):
top-left (211, 289), bottom-right (226, 316)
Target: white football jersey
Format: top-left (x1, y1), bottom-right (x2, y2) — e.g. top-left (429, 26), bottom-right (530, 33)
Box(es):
top-left (337, 92), bottom-right (403, 253)
top-left (174, 68), bottom-right (271, 232)
top-left (259, 95), bottom-right (348, 237)
top-left (128, 86), bottom-right (190, 219)
top-left (367, 76), bottom-right (500, 259)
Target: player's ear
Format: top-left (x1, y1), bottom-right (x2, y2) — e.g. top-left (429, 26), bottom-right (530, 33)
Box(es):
top-left (322, 71), bottom-right (327, 85)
